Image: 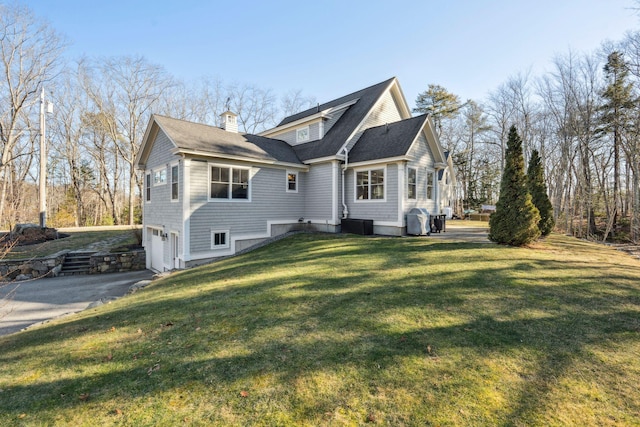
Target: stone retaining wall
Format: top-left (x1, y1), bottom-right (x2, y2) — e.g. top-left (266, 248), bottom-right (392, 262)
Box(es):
top-left (0, 249), bottom-right (146, 281)
top-left (88, 250), bottom-right (146, 274)
top-left (0, 251), bottom-right (67, 281)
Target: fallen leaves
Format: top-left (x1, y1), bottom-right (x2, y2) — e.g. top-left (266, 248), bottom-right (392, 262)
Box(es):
top-left (79, 393), bottom-right (90, 401)
top-left (239, 390), bottom-right (249, 398)
top-left (147, 363), bottom-right (160, 375)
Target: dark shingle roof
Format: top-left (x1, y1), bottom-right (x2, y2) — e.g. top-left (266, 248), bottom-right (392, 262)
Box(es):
top-left (348, 114), bottom-right (428, 163)
top-left (154, 115), bottom-right (302, 165)
top-left (282, 77), bottom-right (396, 162)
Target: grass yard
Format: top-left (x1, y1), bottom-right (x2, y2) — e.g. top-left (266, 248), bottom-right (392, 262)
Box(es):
top-left (1, 233), bottom-right (639, 426)
top-left (2, 227), bottom-right (140, 260)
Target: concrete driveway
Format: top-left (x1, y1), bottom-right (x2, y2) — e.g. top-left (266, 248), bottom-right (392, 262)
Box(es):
top-left (0, 270), bottom-right (155, 336)
top-left (428, 225), bottom-right (491, 243)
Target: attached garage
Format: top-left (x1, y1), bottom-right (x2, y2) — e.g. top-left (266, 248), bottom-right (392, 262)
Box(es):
top-left (148, 228), bottom-right (165, 272)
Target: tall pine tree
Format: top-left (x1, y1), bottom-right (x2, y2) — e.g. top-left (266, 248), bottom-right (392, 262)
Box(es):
top-left (527, 149), bottom-right (555, 236)
top-left (489, 126), bottom-right (540, 245)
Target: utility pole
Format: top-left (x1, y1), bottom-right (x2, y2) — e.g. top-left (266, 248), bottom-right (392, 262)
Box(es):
top-left (39, 88), bottom-right (52, 228)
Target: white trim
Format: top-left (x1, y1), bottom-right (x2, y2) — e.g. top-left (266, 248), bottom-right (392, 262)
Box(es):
top-left (286, 170), bottom-right (298, 193)
top-left (153, 167), bottom-right (167, 186)
top-left (208, 163), bottom-right (252, 202)
top-left (331, 161), bottom-right (339, 225)
top-left (211, 229), bottom-right (230, 249)
top-left (353, 165), bottom-right (387, 203)
top-left (348, 156), bottom-right (409, 168)
top-left (144, 172), bottom-right (151, 203)
top-left (398, 163), bottom-right (405, 226)
top-left (170, 231), bottom-right (180, 269)
top-left (172, 148), bottom-right (308, 171)
top-left (170, 161), bottom-right (179, 202)
top-left (182, 158), bottom-right (191, 261)
top-left (304, 155), bottom-right (341, 165)
top-left (426, 167), bottom-right (435, 201)
top-left (407, 166), bottom-right (417, 200)
top-left (296, 125), bottom-right (310, 143)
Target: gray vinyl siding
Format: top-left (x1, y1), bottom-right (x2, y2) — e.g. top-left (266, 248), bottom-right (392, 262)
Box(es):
top-left (189, 160), bottom-right (305, 255)
top-left (346, 90), bottom-right (404, 151)
top-left (143, 130), bottom-right (183, 264)
top-left (273, 122), bottom-right (322, 145)
top-left (405, 133), bottom-right (437, 214)
top-left (344, 163), bottom-right (399, 222)
top-left (304, 162), bottom-right (334, 220)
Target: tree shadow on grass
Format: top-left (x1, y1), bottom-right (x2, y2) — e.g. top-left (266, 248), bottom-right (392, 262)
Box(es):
top-left (1, 234), bottom-right (640, 424)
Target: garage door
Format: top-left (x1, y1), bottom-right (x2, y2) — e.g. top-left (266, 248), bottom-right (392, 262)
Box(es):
top-left (150, 228), bottom-right (164, 272)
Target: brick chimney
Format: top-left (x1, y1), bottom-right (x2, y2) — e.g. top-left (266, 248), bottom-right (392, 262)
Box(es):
top-left (220, 111), bottom-right (238, 133)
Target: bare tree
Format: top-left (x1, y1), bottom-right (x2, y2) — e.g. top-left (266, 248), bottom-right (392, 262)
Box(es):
top-left (84, 55), bottom-right (174, 225)
top-left (227, 83), bottom-right (278, 133)
top-left (281, 89), bottom-right (317, 118)
top-left (0, 3), bottom-right (66, 228)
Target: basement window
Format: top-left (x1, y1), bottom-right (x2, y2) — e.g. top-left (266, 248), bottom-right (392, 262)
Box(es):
top-left (211, 230), bottom-right (229, 249)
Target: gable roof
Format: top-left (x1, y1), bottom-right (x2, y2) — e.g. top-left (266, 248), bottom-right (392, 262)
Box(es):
top-left (137, 115), bottom-right (303, 168)
top-left (348, 115), bottom-right (429, 163)
top-left (275, 77), bottom-right (397, 162)
top-left (438, 151), bottom-right (451, 180)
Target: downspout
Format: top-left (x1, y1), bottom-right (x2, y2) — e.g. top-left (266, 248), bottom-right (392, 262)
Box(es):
top-left (341, 147), bottom-right (349, 219)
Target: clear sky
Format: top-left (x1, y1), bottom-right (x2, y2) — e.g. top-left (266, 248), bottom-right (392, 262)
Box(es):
top-left (19, 0), bottom-right (640, 109)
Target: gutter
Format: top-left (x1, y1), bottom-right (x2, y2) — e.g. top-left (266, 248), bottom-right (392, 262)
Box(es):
top-left (341, 147), bottom-right (349, 219)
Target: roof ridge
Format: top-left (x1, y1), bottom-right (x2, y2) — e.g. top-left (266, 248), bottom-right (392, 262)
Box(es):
top-left (277, 77), bottom-right (396, 126)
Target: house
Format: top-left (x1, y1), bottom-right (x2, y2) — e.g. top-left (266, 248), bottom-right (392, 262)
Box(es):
top-left (136, 77), bottom-right (454, 272)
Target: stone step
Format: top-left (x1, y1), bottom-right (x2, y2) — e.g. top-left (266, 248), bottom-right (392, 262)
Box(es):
top-left (60, 251), bottom-right (96, 275)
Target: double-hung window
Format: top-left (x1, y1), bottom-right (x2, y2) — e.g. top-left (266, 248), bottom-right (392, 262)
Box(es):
top-left (407, 167), bottom-right (417, 199)
top-left (356, 168), bottom-right (385, 200)
top-left (171, 165), bottom-right (179, 201)
top-left (286, 171), bottom-right (298, 192)
top-left (426, 170), bottom-right (435, 200)
top-left (210, 165), bottom-right (249, 200)
top-left (145, 173), bottom-right (151, 202)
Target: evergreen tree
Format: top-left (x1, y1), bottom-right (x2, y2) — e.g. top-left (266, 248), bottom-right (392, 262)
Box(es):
top-left (600, 51), bottom-right (634, 234)
top-left (489, 126), bottom-right (540, 245)
top-left (527, 149), bottom-right (555, 236)
top-left (413, 84), bottom-right (462, 136)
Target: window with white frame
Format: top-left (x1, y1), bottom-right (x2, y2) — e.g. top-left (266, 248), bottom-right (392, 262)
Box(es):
top-left (286, 171), bottom-right (298, 192)
top-left (356, 168), bottom-right (385, 200)
top-left (153, 168), bottom-right (167, 185)
top-left (426, 170), bottom-right (435, 200)
top-left (210, 165), bottom-right (249, 200)
top-left (171, 165), bottom-right (179, 201)
top-left (145, 173), bottom-right (151, 202)
top-left (296, 126), bottom-right (310, 143)
top-left (211, 230), bottom-right (229, 249)
top-left (407, 167), bottom-right (417, 199)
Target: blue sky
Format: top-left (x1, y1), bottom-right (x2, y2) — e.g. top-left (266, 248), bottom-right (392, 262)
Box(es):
top-left (20, 0), bottom-right (640, 109)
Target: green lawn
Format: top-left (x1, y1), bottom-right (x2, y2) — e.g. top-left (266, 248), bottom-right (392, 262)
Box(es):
top-left (1, 233), bottom-right (639, 426)
top-left (2, 228), bottom-right (140, 260)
